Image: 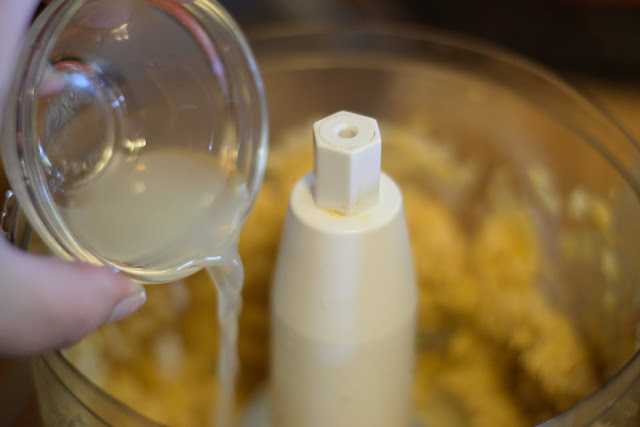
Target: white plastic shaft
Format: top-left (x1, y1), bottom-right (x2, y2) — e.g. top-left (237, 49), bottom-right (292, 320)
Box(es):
top-left (270, 112), bottom-right (417, 427)
top-left (313, 111), bottom-right (381, 216)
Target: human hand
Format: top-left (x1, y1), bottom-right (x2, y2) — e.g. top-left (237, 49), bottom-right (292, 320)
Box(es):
top-left (0, 0), bottom-right (148, 356)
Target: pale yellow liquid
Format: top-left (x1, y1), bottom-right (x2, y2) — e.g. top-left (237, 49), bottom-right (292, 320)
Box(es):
top-left (60, 147), bottom-right (249, 272)
top-left (208, 261), bottom-right (243, 427)
top-left (60, 147), bottom-right (247, 426)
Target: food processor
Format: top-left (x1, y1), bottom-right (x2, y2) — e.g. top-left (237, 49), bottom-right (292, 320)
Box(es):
top-left (3, 1), bottom-right (640, 426)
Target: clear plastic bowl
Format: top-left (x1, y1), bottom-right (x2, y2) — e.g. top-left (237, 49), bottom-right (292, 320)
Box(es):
top-left (9, 28), bottom-right (640, 426)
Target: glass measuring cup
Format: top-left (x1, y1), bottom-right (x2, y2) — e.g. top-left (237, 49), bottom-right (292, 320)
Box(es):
top-left (1, 0), bottom-right (268, 283)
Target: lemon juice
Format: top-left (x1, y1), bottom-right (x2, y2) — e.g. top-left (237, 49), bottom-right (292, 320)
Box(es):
top-left (60, 146), bottom-right (248, 426)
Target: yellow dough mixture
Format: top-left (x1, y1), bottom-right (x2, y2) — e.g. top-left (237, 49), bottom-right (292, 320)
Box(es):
top-left (64, 118), bottom-right (608, 426)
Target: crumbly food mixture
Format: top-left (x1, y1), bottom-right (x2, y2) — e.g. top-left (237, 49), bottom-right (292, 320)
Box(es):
top-left (65, 118), bottom-right (604, 427)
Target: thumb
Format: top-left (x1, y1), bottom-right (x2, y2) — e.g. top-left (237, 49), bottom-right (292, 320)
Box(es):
top-left (0, 238), bottom-right (146, 356)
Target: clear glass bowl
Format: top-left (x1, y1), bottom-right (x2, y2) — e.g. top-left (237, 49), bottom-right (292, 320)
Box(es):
top-left (10, 28), bottom-right (640, 426)
top-left (2, 0), bottom-right (268, 283)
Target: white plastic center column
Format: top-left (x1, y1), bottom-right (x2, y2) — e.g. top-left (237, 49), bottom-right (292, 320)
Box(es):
top-left (313, 111), bottom-right (381, 215)
top-left (270, 111), bottom-right (417, 427)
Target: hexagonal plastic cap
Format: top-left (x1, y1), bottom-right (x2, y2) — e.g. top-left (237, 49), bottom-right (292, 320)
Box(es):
top-left (313, 111), bottom-right (381, 215)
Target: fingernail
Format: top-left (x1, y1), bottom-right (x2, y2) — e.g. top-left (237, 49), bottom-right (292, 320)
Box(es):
top-left (126, 279), bottom-right (145, 295)
top-left (106, 291), bottom-right (146, 324)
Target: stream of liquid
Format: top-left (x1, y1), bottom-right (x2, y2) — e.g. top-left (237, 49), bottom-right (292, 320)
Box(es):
top-left (59, 147), bottom-right (248, 426)
top-left (208, 257), bottom-right (244, 427)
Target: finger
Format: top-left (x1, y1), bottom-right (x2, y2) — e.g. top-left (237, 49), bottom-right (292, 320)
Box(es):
top-left (0, 239), bottom-right (146, 356)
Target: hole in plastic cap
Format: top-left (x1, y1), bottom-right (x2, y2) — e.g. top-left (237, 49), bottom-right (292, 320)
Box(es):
top-left (336, 124), bottom-right (358, 139)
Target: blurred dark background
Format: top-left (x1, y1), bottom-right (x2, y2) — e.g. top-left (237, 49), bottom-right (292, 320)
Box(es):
top-left (219, 0), bottom-right (640, 81)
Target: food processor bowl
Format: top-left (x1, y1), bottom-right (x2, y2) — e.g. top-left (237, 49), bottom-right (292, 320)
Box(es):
top-left (10, 28), bottom-right (640, 426)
